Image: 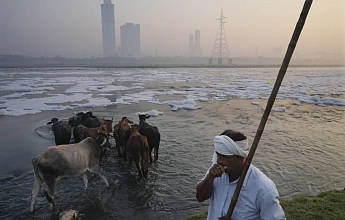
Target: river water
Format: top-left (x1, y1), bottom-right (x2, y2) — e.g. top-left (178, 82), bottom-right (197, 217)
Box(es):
top-left (0, 67), bottom-right (344, 219)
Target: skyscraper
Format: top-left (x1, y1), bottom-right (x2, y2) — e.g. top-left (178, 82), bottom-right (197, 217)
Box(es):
top-left (189, 30), bottom-right (202, 57)
top-left (195, 30), bottom-right (200, 49)
top-left (189, 34), bottom-right (194, 57)
top-left (194, 29), bottom-right (202, 57)
top-left (119, 23), bottom-right (141, 58)
top-left (101, 0), bottom-right (116, 57)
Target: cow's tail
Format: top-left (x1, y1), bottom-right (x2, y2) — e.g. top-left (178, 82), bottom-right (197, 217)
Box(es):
top-left (32, 156), bottom-right (44, 184)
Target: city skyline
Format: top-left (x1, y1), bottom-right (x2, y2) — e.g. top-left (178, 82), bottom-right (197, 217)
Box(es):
top-left (0, 0), bottom-right (344, 59)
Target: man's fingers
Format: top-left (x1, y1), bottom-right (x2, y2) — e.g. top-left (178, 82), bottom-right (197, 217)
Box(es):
top-left (209, 165), bottom-right (223, 178)
top-left (219, 166), bottom-right (225, 174)
top-left (216, 164), bottom-right (227, 174)
top-left (210, 169), bottom-right (218, 178)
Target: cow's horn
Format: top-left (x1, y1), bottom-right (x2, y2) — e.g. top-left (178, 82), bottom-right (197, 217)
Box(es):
top-left (100, 136), bottom-right (107, 146)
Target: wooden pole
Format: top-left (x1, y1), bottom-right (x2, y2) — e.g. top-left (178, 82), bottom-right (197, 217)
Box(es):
top-left (224, 0), bottom-right (313, 219)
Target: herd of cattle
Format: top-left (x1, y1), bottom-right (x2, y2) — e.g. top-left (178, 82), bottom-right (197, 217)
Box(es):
top-left (30, 111), bottom-right (161, 213)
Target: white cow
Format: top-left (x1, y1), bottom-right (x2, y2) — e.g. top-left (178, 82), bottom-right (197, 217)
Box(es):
top-left (30, 133), bottom-right (110, 212)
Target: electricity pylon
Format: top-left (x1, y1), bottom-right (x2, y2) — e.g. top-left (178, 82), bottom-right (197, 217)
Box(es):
top-left (209, 9), bottom-right (230, 65)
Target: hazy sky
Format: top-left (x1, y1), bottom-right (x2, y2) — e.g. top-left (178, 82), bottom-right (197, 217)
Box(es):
top-left (0, 0), bottom-right (344, 58)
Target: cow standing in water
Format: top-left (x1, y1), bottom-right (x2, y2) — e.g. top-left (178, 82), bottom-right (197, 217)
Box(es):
top-left (79, 124), bottom-right (110, 141)
top-left (30, 133), bottom-right (109, 212)
top-left (47, 118), bottom-right (71, 145)
top-left (79, 111), bottom-right (102, 128)
top-left (138, 114), bottom-right (161, 163)
top-left (100, 118), bottom-right (113, 133)
top-left (126, 125), bottom-right (150, 180)
top-left (72, 112), bottom-right (113, 143)
top-left (116, 117), bottom-right (133, 160)
top-left (78, 124), bottom-right (112, 163)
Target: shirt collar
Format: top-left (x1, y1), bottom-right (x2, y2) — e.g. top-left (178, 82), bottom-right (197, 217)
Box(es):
top-left (228, 165), bottom-right (253, 187)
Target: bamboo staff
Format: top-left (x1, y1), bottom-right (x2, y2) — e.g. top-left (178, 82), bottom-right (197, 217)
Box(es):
top-left (224, 0), bottom-right (313, 219)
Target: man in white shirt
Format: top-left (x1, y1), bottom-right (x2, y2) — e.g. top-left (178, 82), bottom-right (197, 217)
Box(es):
top-left (196, 129), bottom-right (286, 220)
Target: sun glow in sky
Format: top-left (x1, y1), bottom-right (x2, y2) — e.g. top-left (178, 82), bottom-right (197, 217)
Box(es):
top-left (0, 0), bottom-right (344, 58)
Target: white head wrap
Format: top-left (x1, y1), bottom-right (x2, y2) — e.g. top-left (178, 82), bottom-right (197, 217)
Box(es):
top-left (212, 135), bottom-right (249, 163)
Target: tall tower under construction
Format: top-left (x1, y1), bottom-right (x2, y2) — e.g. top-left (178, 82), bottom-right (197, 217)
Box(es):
top-left (101, 0), bottom-right (116, 57)
top-left (210, 9), bottom-right (230, 65)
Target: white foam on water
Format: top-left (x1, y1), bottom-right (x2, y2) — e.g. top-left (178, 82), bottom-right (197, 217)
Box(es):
top-left (0, 68), bottom-right (344, 116)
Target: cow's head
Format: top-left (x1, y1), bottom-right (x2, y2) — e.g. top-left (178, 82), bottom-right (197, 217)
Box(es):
top-left (47, 118), bottom-right (59, 125)
top-left (86, 111), bottom-right (98, 118)
top-left (76, 111), bottom-right (85, 117)
top-left (130, 124), bottom-right (140, 132)
top-left (138, 114), bottom-right (150, 122)
top-left (102, 118), bottom-right (113, 132)
top-left (68, 116), bottom-right (80, 127)
top-left (98, 124), bottom-right (110, 135)
top-left (121, 117), bottom-right (134, 124)
top-left (76, 111), bottom-right (89, 122)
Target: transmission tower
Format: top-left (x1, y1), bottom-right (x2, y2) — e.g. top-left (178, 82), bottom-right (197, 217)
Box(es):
top-left (209, 9), bottom-right (230, 65)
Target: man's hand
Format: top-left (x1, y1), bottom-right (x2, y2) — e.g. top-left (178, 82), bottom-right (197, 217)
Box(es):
top-left (196, 163), bottom-right (228, 202)
top-left (208, 163), bottom-right (227, 179)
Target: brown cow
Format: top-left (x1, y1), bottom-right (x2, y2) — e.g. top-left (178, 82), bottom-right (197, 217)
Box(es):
top-left (115, 117), bottom-right (133, 159)
top-left (79, 124), bottom-right (109, 141)
top-left (126, 124), bottom-right (150, 180)
top-left (79, 124), bottom-right (111, 163)
top-left (138, 114), bottom-right (161, 163)
top-left (100, 118), bottom-right (113, 133)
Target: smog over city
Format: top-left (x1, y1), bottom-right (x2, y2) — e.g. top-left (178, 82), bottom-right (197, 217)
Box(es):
top-left (0, 0), bottom-right (344, 66)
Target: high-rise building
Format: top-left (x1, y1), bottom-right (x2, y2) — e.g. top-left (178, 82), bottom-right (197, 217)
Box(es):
top-left (194, 29), bottom-right (202, 57)
top-left (189, 30), bottom-right (203, 57)
top-left (101, 0), bottom-right (116, 57)
top-left (119, 23), bottom-right (141, 58)
top-left (189, 34), bottom-right (194, 57)
top-left (195, 30), bottom-right (200, 49)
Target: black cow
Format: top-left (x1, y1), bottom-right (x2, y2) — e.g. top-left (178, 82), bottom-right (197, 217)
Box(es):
top-left (73, 124), bottom-right (87, 143)
top-left (47, 118), bottom-right (71, 145)
top-left (76, 111), bottom-right (102, 128)
top-left (138, 114), bottom-right (161, 163)
top-left (68, 115), bottom-right (81, 127)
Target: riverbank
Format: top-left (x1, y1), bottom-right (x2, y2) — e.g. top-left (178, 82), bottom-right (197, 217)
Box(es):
top-left (186, 190), bottom-right (345, 220)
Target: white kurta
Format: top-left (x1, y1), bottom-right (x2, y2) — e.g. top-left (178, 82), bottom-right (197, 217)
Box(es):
top-left (200, 165), bottom-right (286, 220)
